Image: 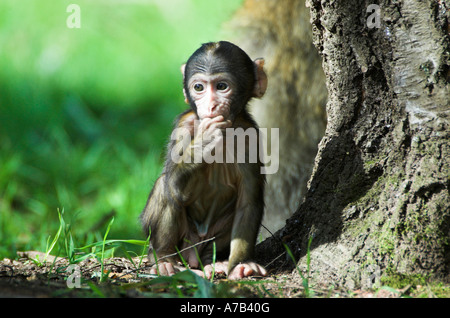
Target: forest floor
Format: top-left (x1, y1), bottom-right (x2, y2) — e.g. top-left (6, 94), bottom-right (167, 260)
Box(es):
top-left (2, 252), bottom-right (447, 298)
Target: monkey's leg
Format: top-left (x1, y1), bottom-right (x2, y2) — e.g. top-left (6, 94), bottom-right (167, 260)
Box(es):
top-left (227, 163), bottom-right (266, 279)
top-left (141, 176), bottom-right (188, 271)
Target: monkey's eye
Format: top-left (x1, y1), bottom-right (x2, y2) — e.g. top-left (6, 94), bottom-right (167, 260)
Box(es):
top-left (193, 83), bottom-right (204, 92)
top-left (216, 82), bottom-right (228, 91)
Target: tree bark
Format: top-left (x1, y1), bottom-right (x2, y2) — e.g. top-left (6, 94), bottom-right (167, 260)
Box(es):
top-left (258, 0), bottom-right (449, 288)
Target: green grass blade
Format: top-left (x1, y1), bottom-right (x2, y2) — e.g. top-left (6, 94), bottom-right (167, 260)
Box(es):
top-left (45, 208), bottom-right (64, 260)
top-left (100, 217), bottom-right (114, 282)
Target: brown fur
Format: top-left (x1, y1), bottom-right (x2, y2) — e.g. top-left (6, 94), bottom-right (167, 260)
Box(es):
top-left (141, 110), bottom-right (265, 272)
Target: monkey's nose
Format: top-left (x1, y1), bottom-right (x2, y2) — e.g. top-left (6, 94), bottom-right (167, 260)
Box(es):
top-left (205, 105), bottom-right (219, 117)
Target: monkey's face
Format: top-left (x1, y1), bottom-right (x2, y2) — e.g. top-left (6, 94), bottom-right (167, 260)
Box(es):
top-left (181, 41), bottom-right (267, 124)
top-left (186, 72), bottom-right (235, 121)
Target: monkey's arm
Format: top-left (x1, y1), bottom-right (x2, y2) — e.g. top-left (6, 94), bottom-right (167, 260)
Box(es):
top-left (165, 111), bottom-right (231, 202)
top-left (163, 110), bottom-right (204, 203)
top-left (142, 111), bottom-right (229, 261)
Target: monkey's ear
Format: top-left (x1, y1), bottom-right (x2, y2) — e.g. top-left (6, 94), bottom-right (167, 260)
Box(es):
top-left (253, 58), bottom-right (268, 98)
top-left (180, 64), bottom-right (189, 104)
top-left (183, 88), bottom-right (189, 104)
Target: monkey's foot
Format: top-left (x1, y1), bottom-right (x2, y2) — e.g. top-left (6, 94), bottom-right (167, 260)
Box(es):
top-left (149, 262), bottom-right (184, 276)
top-left (149, 261), bottom-right (267, 280)
top-left (195, 261), bottom-right (267, 280)
top-left (189, 261), bottom-right (228, 279)
top-left (228, 262), bottom-right (267, 280)
top-left (150, 261), bottom-right (228, 279)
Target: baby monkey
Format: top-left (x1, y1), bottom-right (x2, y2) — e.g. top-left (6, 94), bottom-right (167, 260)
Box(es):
top-left (140, 41), bottom-right (268, 279)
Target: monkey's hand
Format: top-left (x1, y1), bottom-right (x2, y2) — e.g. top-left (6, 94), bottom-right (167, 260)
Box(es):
top-left (193, 116), bottom-right (232, 152)
top-left (196, 116), bottom-right (231, 138)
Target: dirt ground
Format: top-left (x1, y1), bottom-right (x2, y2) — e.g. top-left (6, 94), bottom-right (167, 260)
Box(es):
top-left (0, 251), bottom-right (421, 298)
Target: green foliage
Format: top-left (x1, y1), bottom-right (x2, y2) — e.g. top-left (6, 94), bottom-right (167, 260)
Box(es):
top-left (40, 210), bottom-right (250, 297)
top-left (0, 0), bottom-right (243, 258)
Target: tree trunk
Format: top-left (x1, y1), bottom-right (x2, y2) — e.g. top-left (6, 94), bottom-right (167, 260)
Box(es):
top-left (258, 0), bottom-right (449, 288)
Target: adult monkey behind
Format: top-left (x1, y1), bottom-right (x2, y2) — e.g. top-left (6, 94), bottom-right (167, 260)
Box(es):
top-left (140, 41), bottom-right (268, 280)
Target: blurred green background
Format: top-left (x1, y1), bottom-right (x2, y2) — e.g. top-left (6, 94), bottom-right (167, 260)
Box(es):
top-left (0, 0), bottom-right (243, 258)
